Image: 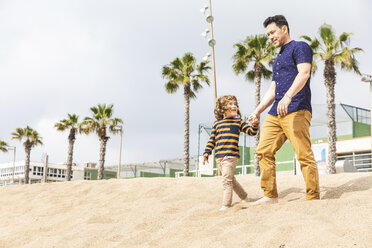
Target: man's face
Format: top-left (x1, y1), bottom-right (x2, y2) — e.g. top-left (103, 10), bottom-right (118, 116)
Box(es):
top-left (266, 22), bottom-right (287, 48)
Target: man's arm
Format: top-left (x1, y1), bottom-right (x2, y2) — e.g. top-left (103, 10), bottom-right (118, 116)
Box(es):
top-left (249, 81), bottom-right (276, 121)
top-left (276, 62), bottom-right (311, 116)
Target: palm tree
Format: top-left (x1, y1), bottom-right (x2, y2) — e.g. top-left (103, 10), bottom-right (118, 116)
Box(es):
top-left (301, 24), bottom-right (363, 173)
top-left (162, 52), bottom-right (210, 176)
top-left (232, 34), bottom-right (277, 176)
top-left (55, 114), bottom-right (80, 181)
top-left (81, 104), bottom-right (123, 180)
top-left (11, 126), bottom-right (43, 184)
top-left (0, 140), bottom-right (8, 153)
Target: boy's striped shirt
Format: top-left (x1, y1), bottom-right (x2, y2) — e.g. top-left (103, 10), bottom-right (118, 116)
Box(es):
top-left (203, 118), bottom-right (258, 158)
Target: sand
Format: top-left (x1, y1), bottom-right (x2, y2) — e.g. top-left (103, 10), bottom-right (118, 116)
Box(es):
top-left (0, 172), bottom-right (371, 248)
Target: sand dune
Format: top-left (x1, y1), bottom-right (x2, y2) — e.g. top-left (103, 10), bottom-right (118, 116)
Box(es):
top-left (0, 172), bottom-right (371, 248)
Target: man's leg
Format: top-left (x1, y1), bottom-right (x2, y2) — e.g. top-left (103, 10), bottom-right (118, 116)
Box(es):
top-left (281, 110), bottom-right (320, 200)
top-left (256, 114), bottom-right (287, 198)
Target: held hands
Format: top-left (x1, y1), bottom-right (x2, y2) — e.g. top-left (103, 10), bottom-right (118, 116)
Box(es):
top-left (277, 94), bottom-right (292, 116)
top-left (248, 113), bottom-right (259, 126)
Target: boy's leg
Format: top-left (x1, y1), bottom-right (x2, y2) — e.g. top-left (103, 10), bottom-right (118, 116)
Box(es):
top-left (219, 156), bottom-right (238, 207)
top-left (256, 114), bottom-right (287, 198)
top-left (224, 156), bottom-right (247, 200)
top-left (281, 110), bottom-right (320, 200)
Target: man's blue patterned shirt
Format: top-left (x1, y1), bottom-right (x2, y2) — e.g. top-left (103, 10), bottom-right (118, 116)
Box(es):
top-left (268, 40), bottom-right (313, 116)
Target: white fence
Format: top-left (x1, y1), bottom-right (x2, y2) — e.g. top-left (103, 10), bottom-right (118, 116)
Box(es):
top-left (175, 160), bottom-right (295, 178)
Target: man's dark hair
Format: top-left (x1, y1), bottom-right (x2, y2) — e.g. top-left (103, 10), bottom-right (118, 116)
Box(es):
top-left (263, 15), bottom-right (290, 34)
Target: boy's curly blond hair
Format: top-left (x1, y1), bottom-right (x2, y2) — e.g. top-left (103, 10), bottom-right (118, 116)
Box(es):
top-left (214, 95), bottom-right (241, 120)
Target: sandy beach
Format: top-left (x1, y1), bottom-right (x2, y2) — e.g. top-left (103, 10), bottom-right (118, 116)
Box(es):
top-left (0, 172), bottom-right (371, 248)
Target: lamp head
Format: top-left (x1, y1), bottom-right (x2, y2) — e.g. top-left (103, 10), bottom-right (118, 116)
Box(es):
top-left (200, 5), bottom-right (208, 14)
top-left (208, 39), bottom-right (216, 47)
top-left (206, 15), bottom-right (214, 23)
top-left (202, 53), bottom-right (211, 61)
top-left (201, 29), bottom-right (210, 37)
top-left (361, 74), bottom-right (372, 82)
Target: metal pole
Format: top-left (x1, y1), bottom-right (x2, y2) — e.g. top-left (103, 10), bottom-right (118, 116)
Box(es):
top-left (43, 155), bottom-right (48, 183)
top-left (11, 147), bottom-right (16, 182)
top-left (208, 0), bottom-right (217, 106)
top-left (117, 127), bottom-right (123, 179)
top-left (243, 117), bottom-right (246, 163)
top-left (361, 74), bottom-right (372, 159)
top-left (369, 80), bottom-right (372, 157)
top-left (197, 123), bottom-right (201, 177)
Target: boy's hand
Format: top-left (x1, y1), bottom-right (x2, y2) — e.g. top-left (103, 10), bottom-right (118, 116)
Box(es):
top-left (203, 155), bottom-right (209, 165)
top-left (252, 117), bottom-right (259, 126)
top-left (248, 114), bottom-right (259, 126)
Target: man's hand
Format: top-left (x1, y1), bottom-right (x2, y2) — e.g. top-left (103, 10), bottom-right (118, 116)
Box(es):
top-left (248, 113), bottom-right (259, 126)
top-left (203, 155), bottom-right (209, 165)
top-left (277, 95), bottom-right (292, 116)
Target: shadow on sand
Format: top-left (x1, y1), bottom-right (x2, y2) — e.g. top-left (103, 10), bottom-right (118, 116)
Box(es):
top-left (232, 174), bottom-right (372, 211)
top-left (321, 175), bottom-right (372, 200)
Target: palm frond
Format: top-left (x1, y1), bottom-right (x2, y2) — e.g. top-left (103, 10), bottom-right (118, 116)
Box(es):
top-left (233, 34), bottom-right (276, 82)
top-left (319, 24), bottom-right (336, 48)
top-left (0, 140), bottom-right (8, 152)
top-left (108, 118), bottom-right (124, 134)
top-left (11, 128), bottom-right (25, 141)
top-left (336, 32), bottom-right (352, 48)
top-left (311, 60), bottom-right (318, 75)
top-left (163, 53), bottom-right (209, 99)
top-left (245, 70), bottom-right (255, 81)
top-left (191, 78), bottom-right (203, 93)
top-left (165, 80), bottom-right (180, 94)
top-left (11, 126), bottom-right (42, 148)
top-left (182, 53), bottom-right (195, 66)
top-left (300, 35), bottom-right (313, 42)
top-left (261, 66), bottom-right (272, 80)
top-left (194, 74), bottom-right (210, 86)
top-left (189, 89), bottom-right (196, 99)
top-left (196, 61), bottom-right (211, 74)
top-left (310, 38), bottom-right (320, 51)
top-left (82, 104), bottom-right (121, 137)
top-left (233, 60), bottom-right (248, 75)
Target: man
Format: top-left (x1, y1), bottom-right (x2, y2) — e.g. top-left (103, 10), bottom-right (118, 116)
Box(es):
top-left (249, 15), bottom-right (320, 204)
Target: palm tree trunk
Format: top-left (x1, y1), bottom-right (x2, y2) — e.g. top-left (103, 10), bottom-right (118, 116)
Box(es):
top-left (98, 135), bottom-right (109, 180)
top-left (66, 129), bottom-right (76, 181)
top-left (183, 83), bottom-right (190, 176)
top-left (254, 63), bottom-right (262, 176)
top-left (324, 59), bottom-right (337, 174)
top-left (24, 142), bottom-right (32, 184)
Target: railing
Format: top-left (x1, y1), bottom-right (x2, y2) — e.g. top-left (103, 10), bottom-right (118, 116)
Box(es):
top-left (175, 160), bottom-right (295, 178)
top-left (337, 151), bottom-right (372, 172)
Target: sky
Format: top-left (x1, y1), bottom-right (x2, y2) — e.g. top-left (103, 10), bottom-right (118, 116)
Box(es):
top-left (0, 0), bottom-right (371, 166)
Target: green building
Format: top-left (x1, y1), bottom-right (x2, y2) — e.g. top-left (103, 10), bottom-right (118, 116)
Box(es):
top-left (83, 162), bottom-right (117, 180)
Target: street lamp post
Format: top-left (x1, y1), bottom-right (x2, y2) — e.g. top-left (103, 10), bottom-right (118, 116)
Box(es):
top-left (6, 146), bottom-right (16, 183)
top-left (200, 0), bottom-right (217, 106)
top-left (115, 125), bottom-right (123, 179)
top-left (361, 73), bottom-right (372, 157)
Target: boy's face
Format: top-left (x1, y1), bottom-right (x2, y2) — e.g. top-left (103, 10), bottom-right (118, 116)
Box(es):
top-left (224, 100), bottom-right (238, 118)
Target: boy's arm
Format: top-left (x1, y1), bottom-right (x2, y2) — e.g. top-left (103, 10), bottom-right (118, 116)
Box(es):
top-left (203, 124), bottom-right (217, 164)
top-left (240, 119), bottom-right (259, 136)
